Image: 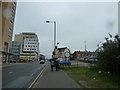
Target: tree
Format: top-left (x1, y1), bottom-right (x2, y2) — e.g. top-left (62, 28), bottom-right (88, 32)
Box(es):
top-left (97, 34), bottom-right (120, 74)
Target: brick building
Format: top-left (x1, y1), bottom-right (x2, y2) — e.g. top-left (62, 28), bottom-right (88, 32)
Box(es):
top-left (72, 51), bottom-right (97, 59)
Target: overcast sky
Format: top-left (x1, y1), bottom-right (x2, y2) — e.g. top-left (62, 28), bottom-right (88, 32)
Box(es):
top-left (13, 2), bottom-right (118, 58)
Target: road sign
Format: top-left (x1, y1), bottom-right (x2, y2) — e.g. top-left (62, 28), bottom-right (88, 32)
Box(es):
top-left (64, 52), bottom-right (70, 58)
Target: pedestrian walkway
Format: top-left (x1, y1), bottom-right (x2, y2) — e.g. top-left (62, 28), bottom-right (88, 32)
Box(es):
top-left (32, 63), bottom-right (80, 88)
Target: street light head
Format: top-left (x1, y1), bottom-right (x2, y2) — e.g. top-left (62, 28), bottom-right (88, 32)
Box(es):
top-left (46, 21), bottom-right (50, 23)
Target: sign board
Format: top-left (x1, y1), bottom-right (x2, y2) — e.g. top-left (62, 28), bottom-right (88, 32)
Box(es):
top-left (64, 51), bottom-right (70, 58)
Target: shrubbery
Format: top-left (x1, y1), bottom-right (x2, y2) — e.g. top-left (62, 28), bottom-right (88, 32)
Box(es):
top-left (96, 34), bottom-right (120, 75)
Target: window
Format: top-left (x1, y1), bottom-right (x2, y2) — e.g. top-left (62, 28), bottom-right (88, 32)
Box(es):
top-left (8, 28), bottom-right (13, 33)
top-left (10, 21), bottom-right (13, 26)
top-left (12, 8), bottom-right (15, 13)
top-left (11, 14), bottom-right (14, 19)
top-left (13, 2), bottom-right (16, 6)
top-left (8, 35), bottom-right (12, 40)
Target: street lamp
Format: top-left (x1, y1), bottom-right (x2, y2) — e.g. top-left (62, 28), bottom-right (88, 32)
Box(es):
top-left (46, 20), bottom-right (57, 57)
top-left (49, 40), bottom-right (53, 56)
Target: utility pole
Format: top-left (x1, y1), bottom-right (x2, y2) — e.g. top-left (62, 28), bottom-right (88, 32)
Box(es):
top-left (46, 20), bottom-right (57, 58)
top-left (84, 40), bottom-right (87, 62)
top-left (85, 40), bottom-right (86, 52)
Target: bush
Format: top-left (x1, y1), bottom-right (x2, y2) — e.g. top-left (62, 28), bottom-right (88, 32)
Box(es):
top-left (96, 34), bottom-right (120, 75)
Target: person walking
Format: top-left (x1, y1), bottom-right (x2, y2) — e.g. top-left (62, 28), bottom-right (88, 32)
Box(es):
top-left (55, 58), bottom-right (60, 71)
top-left (50, 59), bottom-right (55, 71)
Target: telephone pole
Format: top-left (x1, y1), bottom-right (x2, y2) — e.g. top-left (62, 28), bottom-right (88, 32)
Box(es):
top-left (85, 40), bottom-right (86, 52)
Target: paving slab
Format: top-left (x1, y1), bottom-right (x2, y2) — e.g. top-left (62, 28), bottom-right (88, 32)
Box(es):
top-left (33, 63), bottom-right (80, 88)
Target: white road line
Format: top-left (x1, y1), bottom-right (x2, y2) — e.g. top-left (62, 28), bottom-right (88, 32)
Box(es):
top-left (27, 63), bottom-right (48, 89)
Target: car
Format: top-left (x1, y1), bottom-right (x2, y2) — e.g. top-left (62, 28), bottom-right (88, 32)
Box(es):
top-left (58, 58), bottom-right (64, 62)
top-left (8, 60), bottom-right (16, 63)
top-left (12, 60), bottom-right (17, 63)
top-left (40, 60), bottom-right (45, 64)
top-left (60, 60), bottom-right (71, 65)
top-left (85, 56), bottom-right (98, 63)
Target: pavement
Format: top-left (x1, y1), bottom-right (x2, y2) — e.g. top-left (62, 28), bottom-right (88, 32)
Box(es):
top-left (32, 63), bottom-right (80, 88)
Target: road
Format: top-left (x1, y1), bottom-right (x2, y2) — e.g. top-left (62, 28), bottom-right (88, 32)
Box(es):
top-left (2, 61), bottom-right (46, 88)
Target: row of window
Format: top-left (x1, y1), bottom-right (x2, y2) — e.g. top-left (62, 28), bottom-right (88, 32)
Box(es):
top-left (25, 45), bottom-right (37, 47)
top-left (12, 46), bottom-right (20, 49)
top-left (12, 49), bottom-right (19, 52)
top-left (12, 44), bottom-right (20, 46)
top-left (21, 54), bottom-right (35, 57)
top-left (24, 48), bottom-right (37, 51)
top-left (25, 40), bottom-right (38, 41)
top-left (24, 42), bottom-right (38, 44)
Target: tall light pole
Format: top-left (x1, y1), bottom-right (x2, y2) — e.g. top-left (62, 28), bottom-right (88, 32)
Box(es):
top-left (49, 40), bottom-right (53, 56)
top-left (85, 40), bottom-right (86, 52)
top-left (46, 20), bottom-right (57, 57)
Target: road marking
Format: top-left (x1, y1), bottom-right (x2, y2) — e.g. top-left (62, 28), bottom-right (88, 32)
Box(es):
top-left (27, 63), bottom-right (48, 89)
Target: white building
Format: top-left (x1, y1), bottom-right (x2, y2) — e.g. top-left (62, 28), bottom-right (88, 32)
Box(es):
top-left (15, 32), bottom-right (40, 61)
top-left (23, 37), bottom-right (39, 53)
top-left (22, 37), bottom-right (39, 61)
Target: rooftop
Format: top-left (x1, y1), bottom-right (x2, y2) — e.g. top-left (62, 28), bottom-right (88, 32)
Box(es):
top-left (20, 32), bottom-right (36, 35)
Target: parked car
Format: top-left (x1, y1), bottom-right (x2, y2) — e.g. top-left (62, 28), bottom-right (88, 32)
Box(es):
top-left (58, 58), bottom-right (64, 62)
top-left (2, 60), bottom-right (16, 63)
top-left (60, 60), bottom-right (71, 65)
top-left (2, 60), bottom-right (6, 63)
top-left (12, 60), bottom-right (16, 63)
top-left (40, 60), bottom-right (45, 64)
top-left (85, 56), bottom-right (98, 63)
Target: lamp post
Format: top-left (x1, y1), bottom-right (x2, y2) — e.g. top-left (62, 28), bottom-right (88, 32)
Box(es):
top-left (49, 40), bottom-right (53, 56)
top-left (46, 20), bottom-right (57, 57)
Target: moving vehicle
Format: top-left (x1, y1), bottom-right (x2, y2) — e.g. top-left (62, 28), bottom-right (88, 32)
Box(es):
top-left (40, 60), bottom-right (45, 64)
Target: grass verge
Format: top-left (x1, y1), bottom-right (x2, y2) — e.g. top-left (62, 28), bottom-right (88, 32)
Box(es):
top-left (61, 65), bottom-right (120, 88)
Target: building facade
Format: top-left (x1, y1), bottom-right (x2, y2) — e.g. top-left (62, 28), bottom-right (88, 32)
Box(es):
top-left (14, 32), bottom-right (39, 61)
top-left (0, 2), bottom-right (16, 62)
top-left (54, 47), bottom-right (71, 60)
top-left (10, 41), bottom-right (21, 61)
top-left (72, 51), bottom-right (97, 59)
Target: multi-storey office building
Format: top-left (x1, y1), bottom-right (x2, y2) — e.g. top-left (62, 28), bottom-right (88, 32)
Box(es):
top-left (14, 32), bottom-right (39, 61)
top-left (10, 41), bottom-right (21, 60)
top-left (23, 38), bottom-right (39, 53)
top-left (0, 2), bottom-right (16, 62)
